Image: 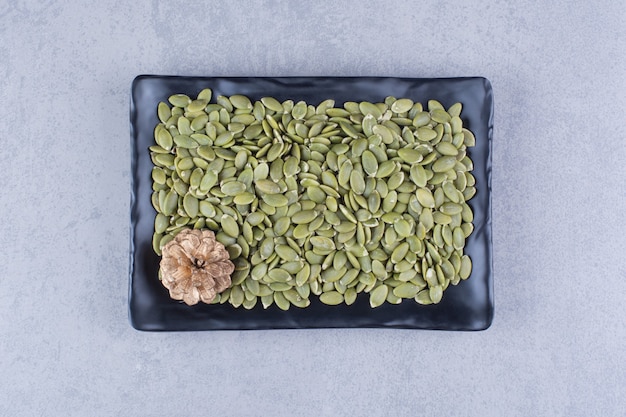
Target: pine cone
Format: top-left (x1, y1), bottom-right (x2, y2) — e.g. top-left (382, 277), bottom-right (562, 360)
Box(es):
top-left (159, 229), bottom-right (234, 305)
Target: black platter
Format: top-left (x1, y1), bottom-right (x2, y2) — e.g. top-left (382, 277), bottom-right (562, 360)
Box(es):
top-left (129, 76), bottom-right (493, 331)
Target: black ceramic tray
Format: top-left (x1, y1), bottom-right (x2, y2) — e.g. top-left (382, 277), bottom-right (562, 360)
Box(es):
top-left (129, 76), bottom-right (493, 331)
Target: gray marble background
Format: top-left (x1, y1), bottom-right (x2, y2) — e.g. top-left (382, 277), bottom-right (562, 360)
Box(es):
top-left (1, 1), bottom-right (624, 416)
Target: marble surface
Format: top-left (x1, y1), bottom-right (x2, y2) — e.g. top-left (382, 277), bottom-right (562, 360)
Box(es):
top-left (0, 1), bottom-right (624, 415)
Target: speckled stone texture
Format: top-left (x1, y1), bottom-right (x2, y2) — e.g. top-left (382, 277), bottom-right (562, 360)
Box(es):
top-left (0, 1), bottom-right (624, 416)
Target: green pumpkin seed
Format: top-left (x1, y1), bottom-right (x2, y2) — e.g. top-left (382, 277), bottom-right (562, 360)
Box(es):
top-left (361, 150), bottom-right (379, 177)
top-left (271, 292), bottom-right (289, 310)
top-left (433, 211), bottom-right (452, 225)
top-left (291, 101), bottom-right (307, 120)
top-left (412, 112), bottom-right (431, 128)
top-left (260, 96), bottom-right (283, 112)
top-left (254, 178), bottom-right (280, 194)
top-left (359, 101), bottom-right (382, 119)
top-left (220, 215), bottom-right (239, 237)
top-left (459, 255), bottom-right (472, 279)
top-left (261, 193), bottom-right (287, 207)
top-left (408, 165), bottom-right (427, 188)
top-left (228, 94), bottom-right (251, 110)
top-left (196, 145), bottom-right (215, 160)
top-left (275, 244), bottom-right (298, 261)
top-left (349, 170), bottom-right (366, 195)
top-left (416, 188), bottom-right (435, 208)
top-left (372, 124), bottom-right (393, 144)
top-left (198, 200), bottom-right (216, 217)
top-left (432, 156), bottom-right (457, 173)
top-left (430, 109), bottom-right (451, 124)
top-left (425, 285), bottom-right (441, 304)
top-left (413, 289), bottom-right (432, 305)
top-left (161, 190), bottom-right (178, 216)
top-left (452, 227), bottom-right (465, 250)
top-left (168, 94), bottom-right (190, 107)
top-left (397, 148), bottom-right (423, 164)
top-left (152, 167), bottom-right (167, 185)
top-left (391, 242), bottom-right (409, 264)
top-left (251, 263), bottom-right (268, 281)
top-left (214, 131), bottom-right (234, 147)
top-left (155, 127), bottom-right (173, 150)
top-left (375, 160), bottom-right (396, 179)
top-left (185, 99), bottom-right (205, 113)
top-left (391, 98), bottom-right (413, 114)
top-left (371, 260), bottom-right (387, 279)
top-left (305, 186), bottom-right (325, 203)
top-left (338, 122), bottom-right (358, 139)
top-left (182, 194), bottom-right (199, 218)
top-left (369, 285), bottom-right (389, 308)
top-left (291, 210), bottom-right (317, 224)
top-left (233, 192), bottom-right (255, 205)
top-left (382, 190), bottom-right (398, 212)
top-left (440, 202), bottom-right (463, 216)
top-left (270, 216), bottom-right (288, 236)
top-left (393, 283), bottom-right (421, 298)
top-left (157, 102), bottom-right (171, 123)
top-left (310, 236), bottom-right (336, 252)
top-left (447, 102), bottom-right (462, 118)
top-left (342, 287), bottom-right (356, 305)
top-left (154, 213), bottom-right (169, 234)
top-left (436, 141), bottom-right (458, 156)
top-left (267, 268), bottom-right (292, 283)
top-left (462, 128), bottom-right (476, 147)
top-left (321, 267), bottom-right (347, 283)
top-left (394, 219), bottom-right (412, 238)
top-left (221, 181), bottom-right (246, 196)
top-left (320, 291), bottom-right (344, 306)
top-left (387, 172), bottom-right (405, 191)
top-left (416, 127), bottom-right (437, 141)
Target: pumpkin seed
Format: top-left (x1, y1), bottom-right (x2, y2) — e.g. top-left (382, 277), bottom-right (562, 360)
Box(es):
top-left (221, 215), bottom-right (239, 237)
top-left (416, 127), bottom-right (437, 141)
top-left (440, 202), bottom-right (463, 216)
top-left (429, 285), bottom-right (443, 304)
top-left (391, 242), bottom-right (409, 264)
top-left (221, 181), bottom-right (246, 196)
top-left (262, 193), bottom-right (288, 207)
top-left (362, 150), bottom-right (378, 176)
top-left (267, 268), bottom-right (291, 283)
top-left (416, 188), bottom-right (435, 208)
top-left (430, 109), bottom-right (451, 124)
top-left (391, 98), bottom-right (413, 114)
top-left (432, 156), bottom-right (457, 173)
top-left (436, 141), bottom-right (459, 156)
top-left (447, 102), bottom-right (462, 117)
top-left (397, 148), bottom-right (423, 164)
top-left (393, 283), bottom-right (421, 298)
top-left (320, 291), bottom-right (344, 306)
top-left (453, 227), bottom-right (465, 250)
top-left (459, 255), bottom-right (472, 279)
top-left (168, 94), bottom-right (190, 107)
top-left (292, 210), bottom-right (317, 224)
top-left (182, 194), bottom-right (199, 218)
top-left (233, 192), bottom-right (255, 205)
top-left (359, 101), bottom-right (382, 119)
top-left (273, 292), bottom-right (290, 310)
top-left (349, 170), bottom-right (366, 195)
top-left (369, 284), bottom-right (389, 308)
top-left (310, 236), bottom-right (336, 252)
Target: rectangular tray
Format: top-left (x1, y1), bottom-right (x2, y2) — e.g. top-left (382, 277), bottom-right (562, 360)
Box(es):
top-left (129, 76), bottom-right (493, 331)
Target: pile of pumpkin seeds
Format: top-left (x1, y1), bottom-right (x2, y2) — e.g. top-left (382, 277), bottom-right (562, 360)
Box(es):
top-left (150, 88), bottom-right (476, 310)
